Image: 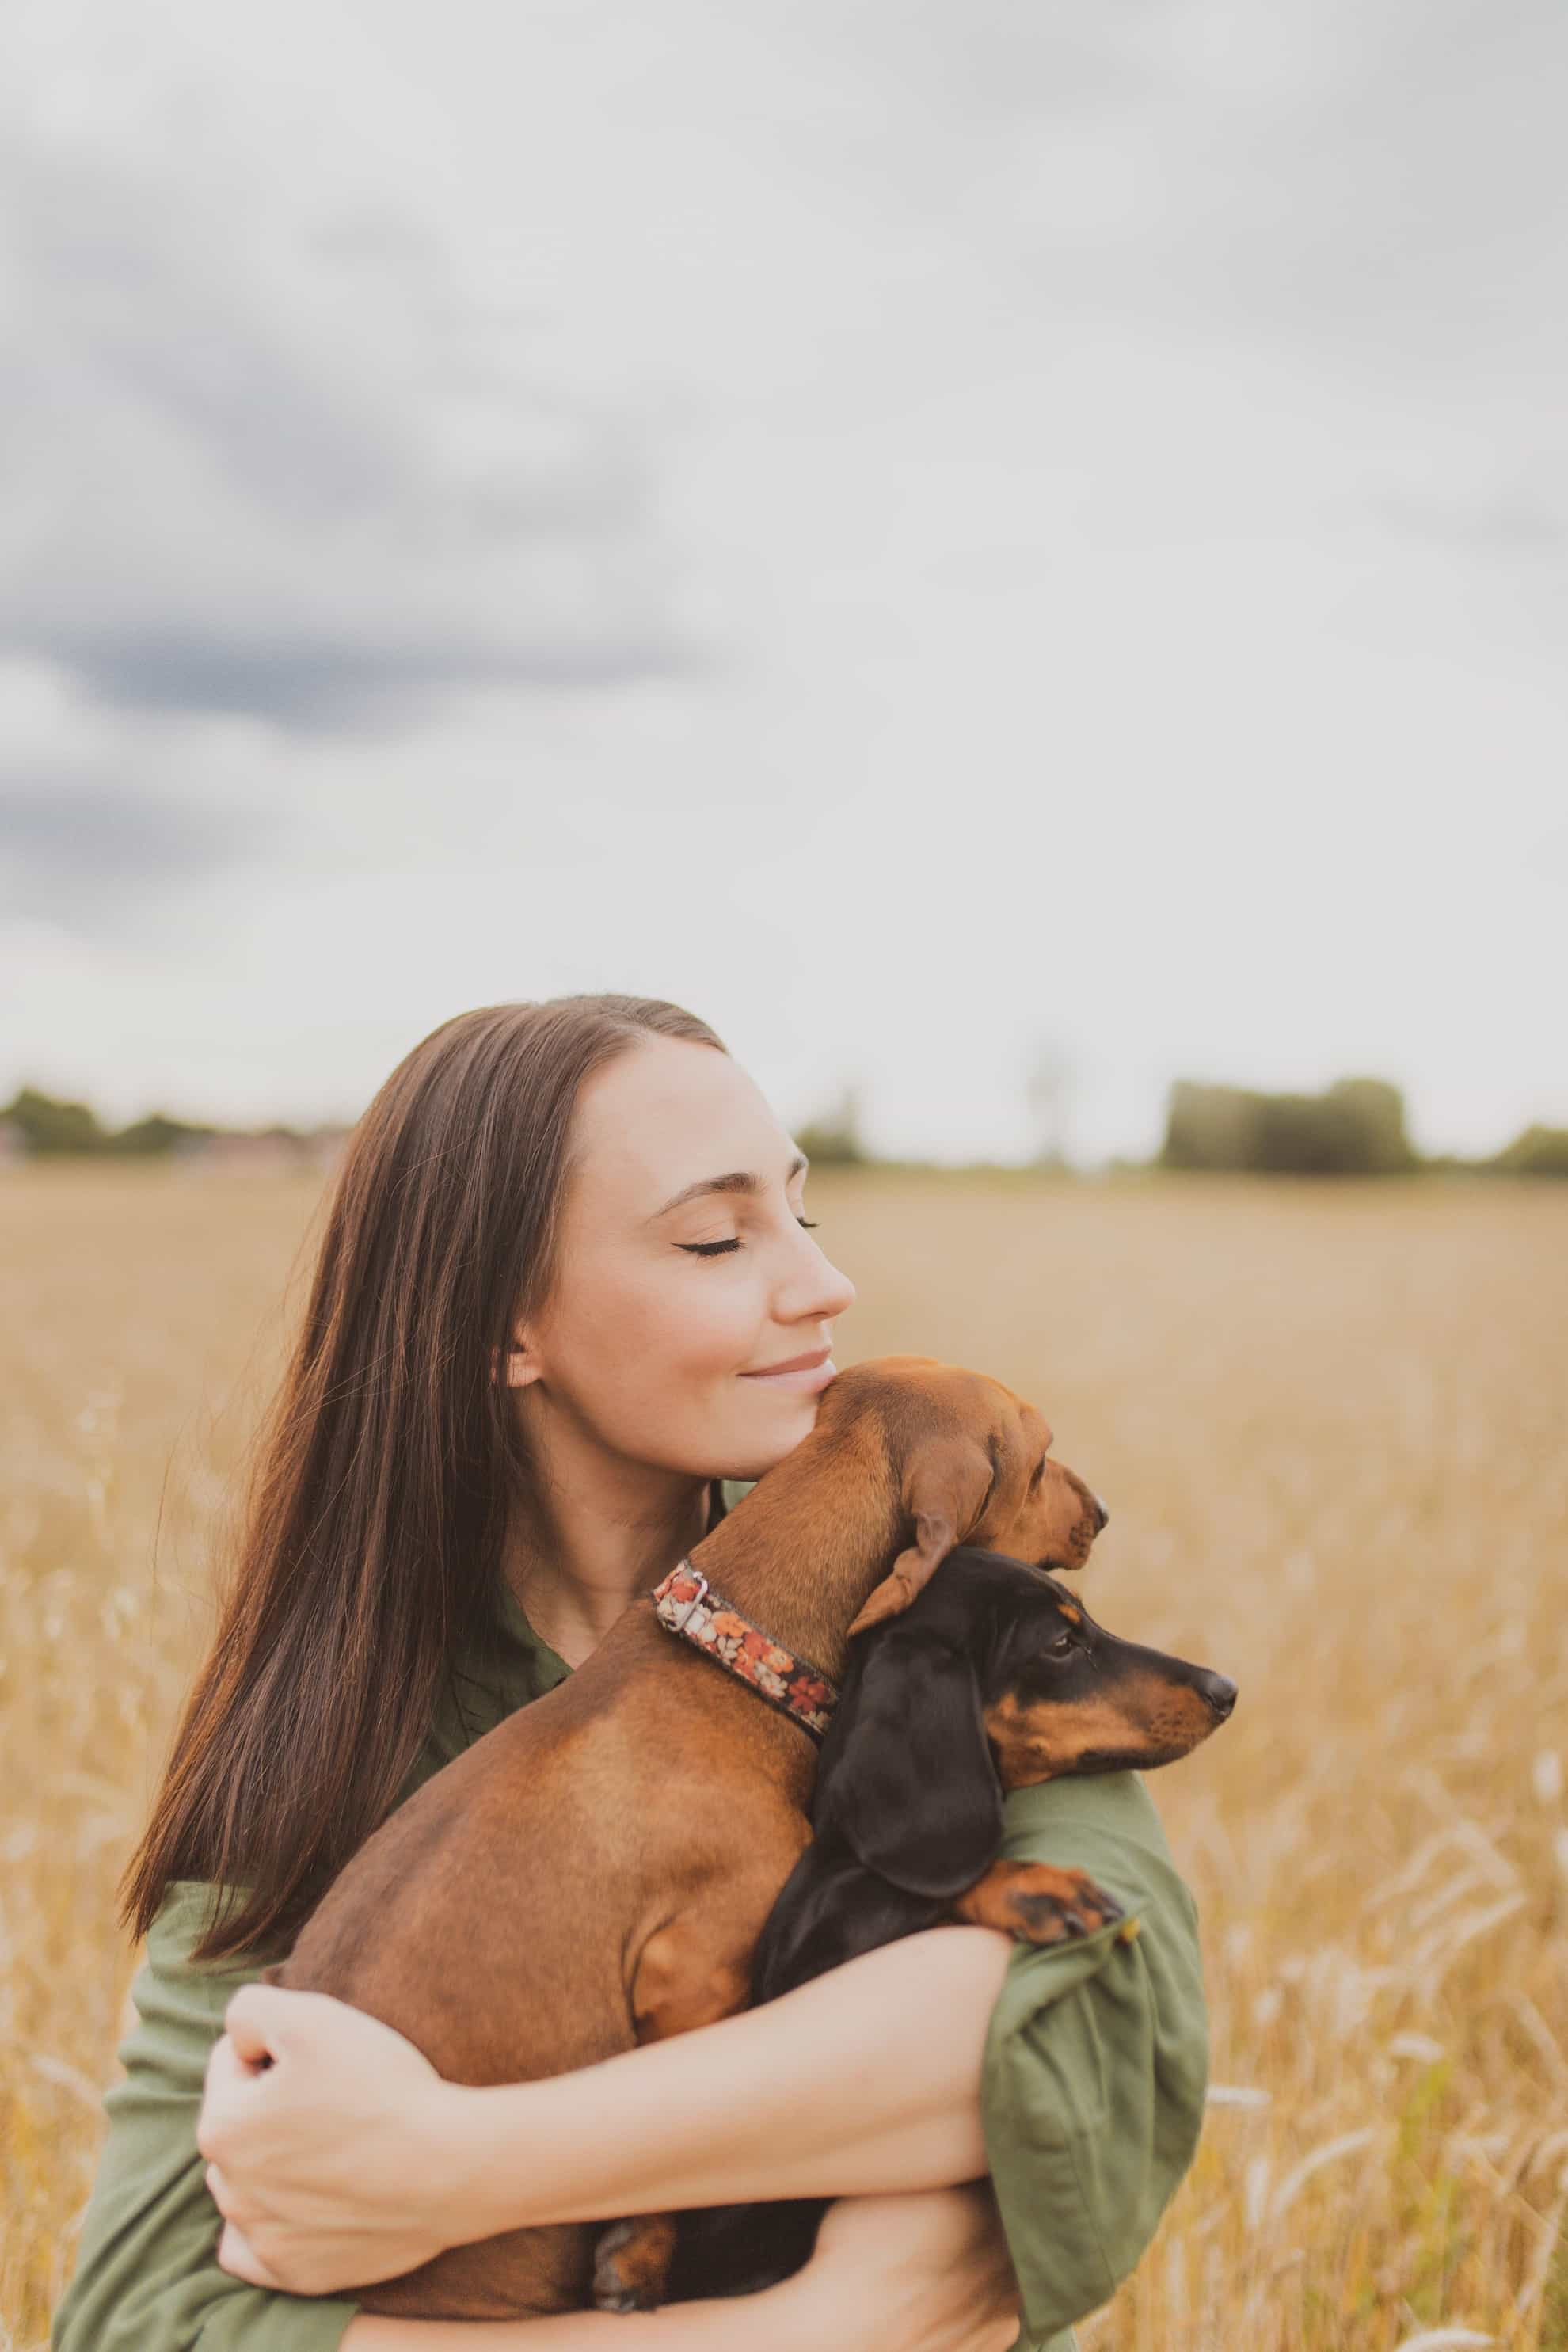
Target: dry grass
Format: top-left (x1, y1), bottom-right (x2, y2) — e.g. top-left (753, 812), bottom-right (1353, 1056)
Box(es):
top-left (3, 1163), bottom-right (1565, 2350)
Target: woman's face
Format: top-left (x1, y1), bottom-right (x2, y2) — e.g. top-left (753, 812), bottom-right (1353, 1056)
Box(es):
top-left (509, 1037), bottom-right (858, 1481)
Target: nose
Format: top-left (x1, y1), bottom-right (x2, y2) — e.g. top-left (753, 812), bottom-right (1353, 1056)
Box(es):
top-left (797, 1240), bottom-right (855, 1322)
top-left (1193, 1669), bottom-right (1237, 1719)
top-left (1089, 1490), bottom-right (1109, 1533)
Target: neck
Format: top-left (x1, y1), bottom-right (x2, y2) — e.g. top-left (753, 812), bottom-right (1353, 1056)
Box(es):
top-left (683, 1415), bottom-right (900, 1678)
top-left (504, 1449), bottom-right (714, 1669)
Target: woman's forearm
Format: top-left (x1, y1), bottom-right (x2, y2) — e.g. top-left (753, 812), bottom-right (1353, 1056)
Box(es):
top-left (449, 1925), bottom-right (1011, 2244)
top-left (201, 1926), bottom-right (1014, 2297)
top-left (341, 2279), bottom-right (798, 2352)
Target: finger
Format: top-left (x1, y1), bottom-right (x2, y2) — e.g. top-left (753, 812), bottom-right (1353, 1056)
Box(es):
top-left (223, 1984), bottom-right (293, 2068)
top-left (201, 2030), bottom-right (251, 2107)
top-left (196, 2038), bottom-right (255, 2159)
top-left (204, 2161), bottom-right (268, 2237)
top-left (217, 2219), bottom-right (284, 2289)
top-left (202, 2030), bottom-right (226, 2097)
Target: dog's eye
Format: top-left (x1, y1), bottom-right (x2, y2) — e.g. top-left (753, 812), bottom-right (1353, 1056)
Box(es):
top-left (1047, 1632), bottom-right (1075, 1657)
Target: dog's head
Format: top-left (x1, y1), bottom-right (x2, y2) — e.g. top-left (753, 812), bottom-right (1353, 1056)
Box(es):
top-left (812, 1545), bottom-right (1235, 1900)
top-left (816, 1357), bottom-right (1110, 1636)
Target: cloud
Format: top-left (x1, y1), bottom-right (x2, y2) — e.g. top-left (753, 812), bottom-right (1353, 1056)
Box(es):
top-left (0, 777), bottom-right (270, 911)
top-left (819, 0), bottom-right (1568, 384)
top-left (0, 107), bottom-right (703, 730)
top-left (2, 0), bottom-right (1564, 1163)
top-left (48, 626), bottom-right (702, 732)
top-left (1373, 486), bottom-right (1568, 563)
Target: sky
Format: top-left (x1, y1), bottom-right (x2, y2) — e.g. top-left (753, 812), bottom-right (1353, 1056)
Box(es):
top-left (2, 0), bottom-right (1565, 1166)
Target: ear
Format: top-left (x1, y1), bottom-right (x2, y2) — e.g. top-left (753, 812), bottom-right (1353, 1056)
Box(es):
top-left (848, 1432), bottom-right (995, 1636)
top-left (813, 1631), bottom-right (1003, 1899)
top-left (490, 1330), bottom-right (541, 1388)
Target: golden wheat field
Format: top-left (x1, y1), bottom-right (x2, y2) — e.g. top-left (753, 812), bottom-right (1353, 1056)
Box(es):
top-left (2, 1163), bottom-right (1566, 2352)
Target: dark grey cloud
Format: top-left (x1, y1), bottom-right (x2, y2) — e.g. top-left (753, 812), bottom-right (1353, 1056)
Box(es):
top-left (0, 126), bottom-right (702, 731)
top-left (0, 778), bottom-right (274, 921)
top-left (40, 626), bottom-right (710, 731)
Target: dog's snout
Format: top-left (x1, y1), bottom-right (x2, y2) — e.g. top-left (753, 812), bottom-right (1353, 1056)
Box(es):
top-left (1193, 1670), bottom-right (1237, 1719)
top-left (1089, 1490), bottom-right (1109, 1533)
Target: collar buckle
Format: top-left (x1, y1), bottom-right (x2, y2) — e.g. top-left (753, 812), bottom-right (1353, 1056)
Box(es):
top-left (668, 1568), bottom-right (710, 1634)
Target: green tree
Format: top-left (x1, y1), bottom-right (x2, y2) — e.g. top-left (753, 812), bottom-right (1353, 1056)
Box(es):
top-left (1, 1087), bottom-right (108, 1154)
top-left (107, 1112), bottom-right (219, 1156)
top-left (794, 1083), bottom-right (867, 1166)
top-left (1490, 1124), bottom-right (1568, 1177)
top-left (1159, 1075), bottom-right (1418, 1176)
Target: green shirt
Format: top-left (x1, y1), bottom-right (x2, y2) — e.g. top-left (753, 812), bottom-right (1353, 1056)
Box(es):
top-left (52, 1482), bottom-right (1209, 2352)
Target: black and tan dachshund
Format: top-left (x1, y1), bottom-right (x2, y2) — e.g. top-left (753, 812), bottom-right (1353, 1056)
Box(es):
top-left (664, 1544), bottom-right (1236, 2304)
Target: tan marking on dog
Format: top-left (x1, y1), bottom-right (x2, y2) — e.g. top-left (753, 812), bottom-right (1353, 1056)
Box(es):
top-left (984, 1676), bottom-right (1218, 1789)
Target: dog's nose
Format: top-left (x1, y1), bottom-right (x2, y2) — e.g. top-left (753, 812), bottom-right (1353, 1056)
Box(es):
top-left (1089, 1490), bottom-right (1109, 1533)
top-left (1193, 1670), bottom-right (1237, 1718)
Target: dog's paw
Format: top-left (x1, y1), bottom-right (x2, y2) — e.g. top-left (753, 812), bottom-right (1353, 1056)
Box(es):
top-left (955, 1859), bottom-right (1125, 1944)
top-left (1010, 1863), bottom-right (1124, 1942)
top-left (592, 2215), bottom-right (677, 2313)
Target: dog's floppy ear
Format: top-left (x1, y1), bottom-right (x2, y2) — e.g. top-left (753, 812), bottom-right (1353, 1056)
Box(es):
top-left (848, 1433), bottom-right (995, 1637)
top-left (813, 1629), bottom-right (1003, 1899)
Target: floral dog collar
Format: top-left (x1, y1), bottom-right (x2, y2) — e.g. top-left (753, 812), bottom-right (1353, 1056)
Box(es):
top-left (651, 1560), bottom-right (838, 1744)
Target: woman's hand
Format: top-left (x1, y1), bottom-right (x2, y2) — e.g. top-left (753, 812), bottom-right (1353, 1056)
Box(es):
top-left (786, 2185), bottom-right (1021, 2352)
top-left (198, 1983), bottom-right (480, 2293)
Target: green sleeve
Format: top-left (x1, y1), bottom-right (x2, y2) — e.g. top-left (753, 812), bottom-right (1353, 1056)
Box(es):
top-left (978, 1772), bottom-right (1210, 2352)
top-left (51, 1882), bottom-right (360, 2352)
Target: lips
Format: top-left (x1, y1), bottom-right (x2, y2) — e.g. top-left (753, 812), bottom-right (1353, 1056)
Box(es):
top-left (741, 1345), bottom-right (832, 1376)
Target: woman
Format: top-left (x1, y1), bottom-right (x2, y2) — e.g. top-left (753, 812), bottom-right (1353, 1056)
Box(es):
top-left (52, 995), bottom-right (1210, 2352)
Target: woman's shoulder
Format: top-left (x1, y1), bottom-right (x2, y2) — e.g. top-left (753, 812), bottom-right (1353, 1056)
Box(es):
top-left (398, 1576), bottom-right (576, 1805)
top-left (131, 1883), bottom-right (281, 2027)
top-left (146, 1878), bottom-right (242, 1955)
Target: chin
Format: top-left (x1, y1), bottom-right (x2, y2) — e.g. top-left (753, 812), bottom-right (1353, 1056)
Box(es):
top-left (730, 1418), bottom-right (816, 1479)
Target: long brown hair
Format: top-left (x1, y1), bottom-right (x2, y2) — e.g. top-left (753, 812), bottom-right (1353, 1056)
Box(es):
top-left (121, 994), bottom-right (727, 1960)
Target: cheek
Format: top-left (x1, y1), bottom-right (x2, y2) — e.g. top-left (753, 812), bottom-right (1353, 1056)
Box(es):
top-left (537, 1257), bottom-right (820, 1478)
top-left (564, 1260), bottom-right (760, 1387)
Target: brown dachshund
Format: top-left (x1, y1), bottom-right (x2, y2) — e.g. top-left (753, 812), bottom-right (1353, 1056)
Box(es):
top-left (268, 1355), bottom-right (1114, 2320)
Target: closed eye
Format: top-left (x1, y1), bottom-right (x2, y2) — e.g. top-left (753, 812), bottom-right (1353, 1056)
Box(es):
top-left (680, 1220), bottom-right (819, 1258)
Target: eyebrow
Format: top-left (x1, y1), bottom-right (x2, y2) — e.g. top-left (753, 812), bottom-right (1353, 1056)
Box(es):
top-left (649, 1153), bottom-right (809, 1222)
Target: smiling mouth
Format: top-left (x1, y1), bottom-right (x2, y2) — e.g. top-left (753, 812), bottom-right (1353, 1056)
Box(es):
top-left (741, 1346), bottom-right (832, 1377)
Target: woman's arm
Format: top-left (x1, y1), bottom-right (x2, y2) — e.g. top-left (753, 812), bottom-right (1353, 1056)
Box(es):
top-left (55, 1886), bottom-right (1018, 2352)
top-left (204, 1769), bottom-right (1212, 2348)
top-left (50, 1884), bottom-right (363, 2352)
top-left (976, 1772), bottom-right (1210, 2345)
top-left (476, 1926), bottom-right (1008, 2213)
top-left (333, 2261), bottom-right (802, 2350)
top-left (203, 1927), bottom-right (1014, 2293)
top-left (336, 2190), bottom-right (1019, 2352)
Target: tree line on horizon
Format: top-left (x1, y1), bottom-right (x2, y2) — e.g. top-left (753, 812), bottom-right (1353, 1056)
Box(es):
top-left (0, 1088), bottom-right (344, 1163)
top-left (4, 1076), bottom-right (1566, 1178)
top-left (759, 1073), bottom-right (1567, 1178)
